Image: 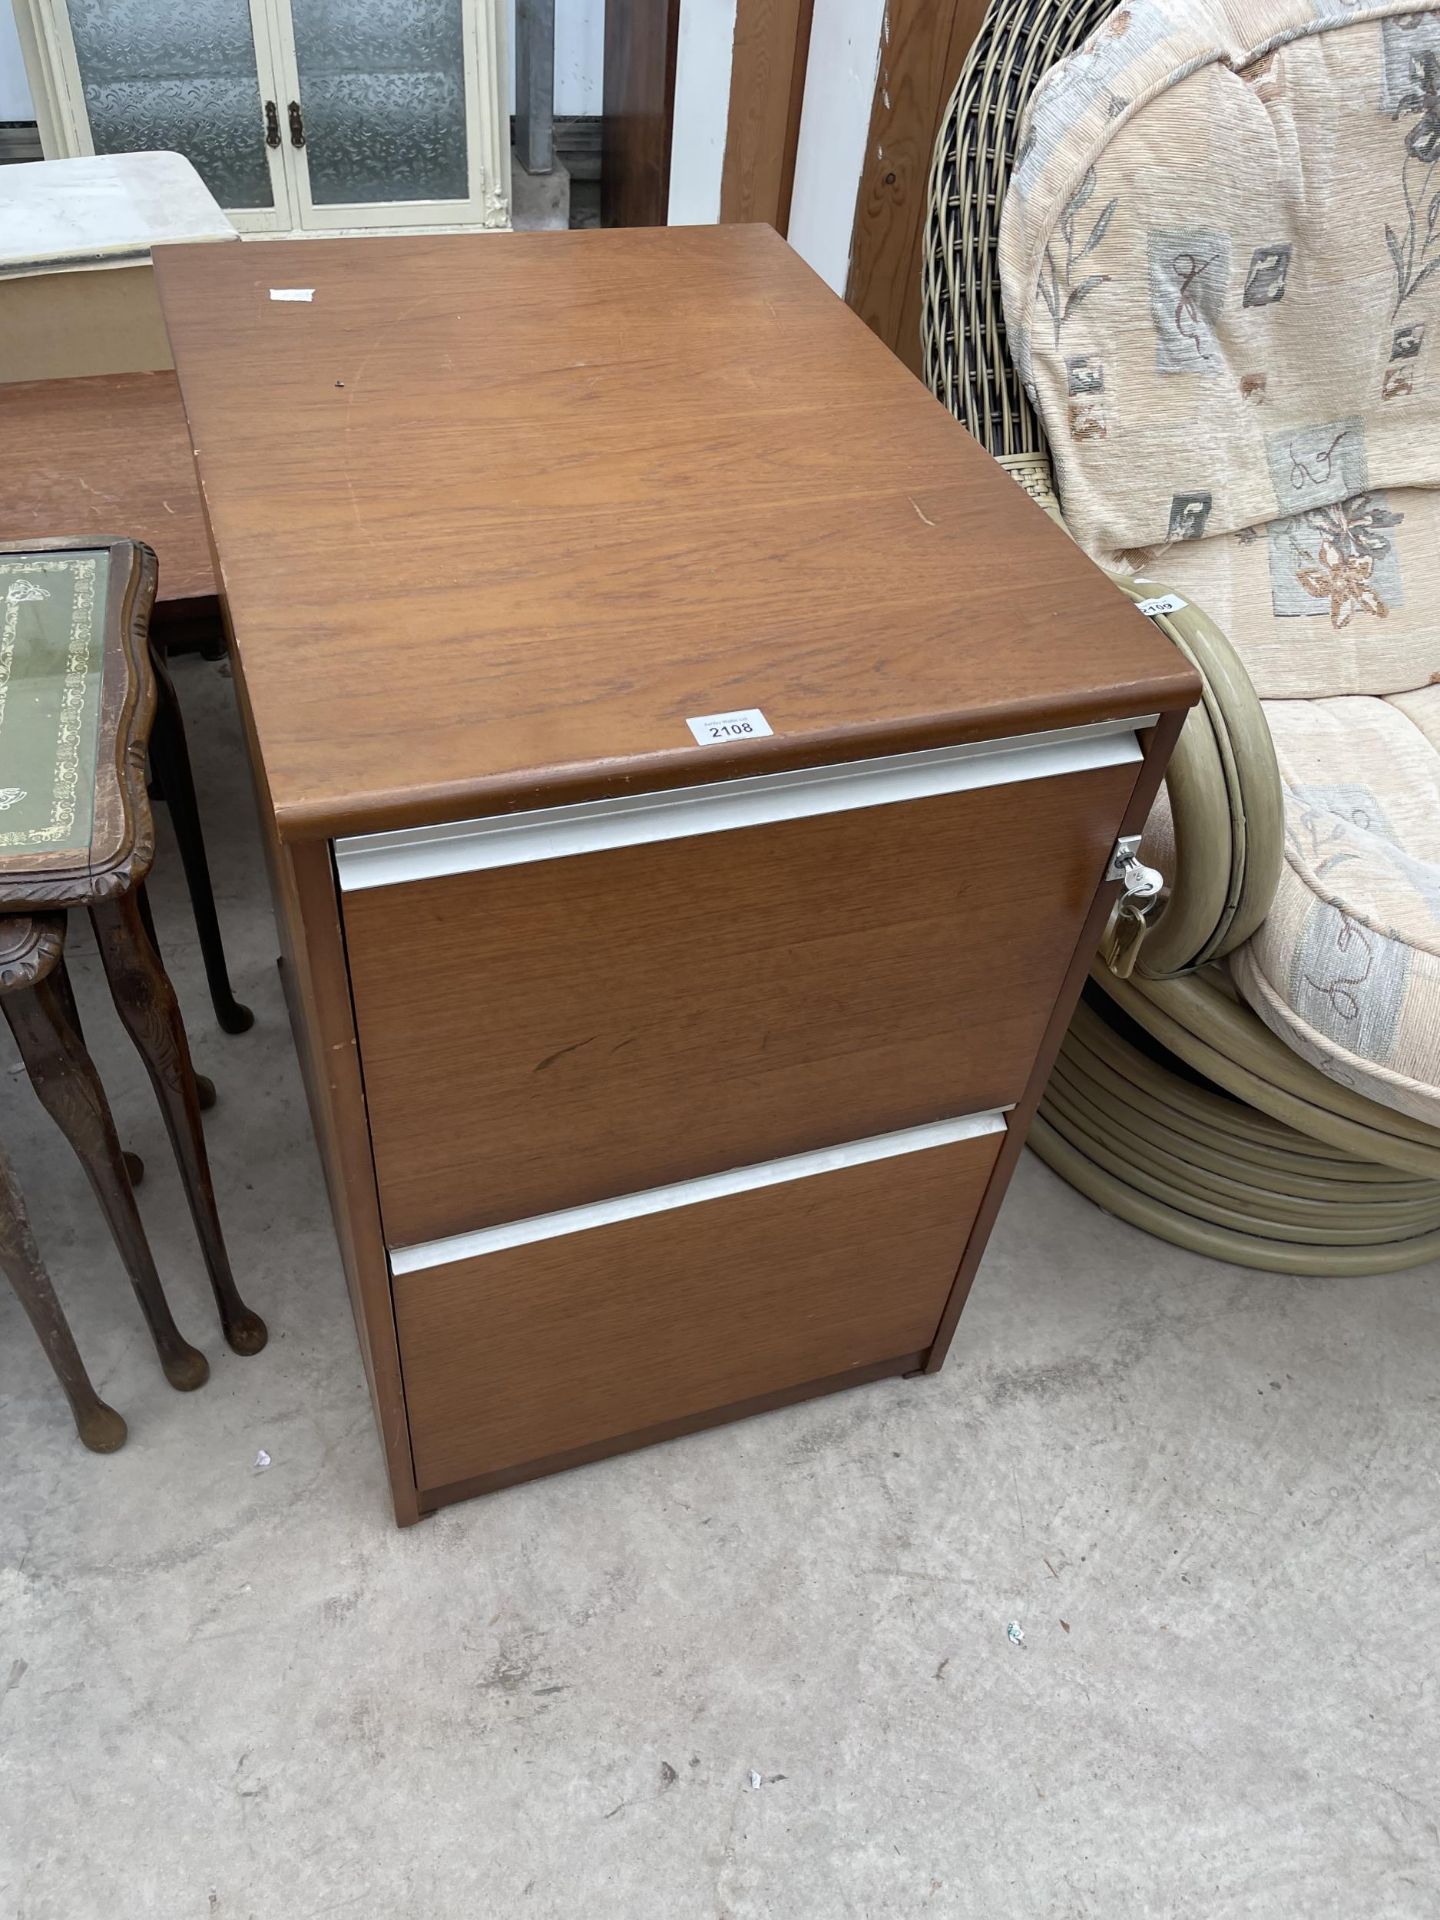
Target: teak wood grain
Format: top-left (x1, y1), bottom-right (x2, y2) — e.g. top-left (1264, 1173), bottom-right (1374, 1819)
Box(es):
top-left (394, 1132), bottom-right (1002, 1491)
top-left (153, 223), bottom-right (1199, 1525)
top-left (277, 839), bottom-right (419, 1520)
top-left (0, 373), bottom-right (217, 641)
top-left (213, 595), bottom-right (418, 1522)
top-left (345, 761), bottom-right (1137, 1249)
top-left (417, 1352), bottom-right (928, 1510)
top-left (152, 226), bottom-right (1195, 840)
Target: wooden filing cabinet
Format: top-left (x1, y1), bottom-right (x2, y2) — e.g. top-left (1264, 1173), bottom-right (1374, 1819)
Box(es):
top-left (153, 224), bottom-right (1197, 1525)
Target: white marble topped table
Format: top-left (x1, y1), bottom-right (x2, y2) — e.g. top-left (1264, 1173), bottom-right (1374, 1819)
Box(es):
top-left (0, 151), bottom-right (235, 276)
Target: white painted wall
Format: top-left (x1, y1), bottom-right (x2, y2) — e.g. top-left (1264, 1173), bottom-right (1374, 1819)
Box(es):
top-left (504, 0), bottom-right (604, 114)
top-left (664, 0), bottom-right (882, 291)
top-left (0, 3), bottom-right (33, 119)
top-left (786, 0), bottom-right (884, 293)
top-left (552, 0), bottom-right (602, 113)
top-left (666, 0), bottom-right (736, 224)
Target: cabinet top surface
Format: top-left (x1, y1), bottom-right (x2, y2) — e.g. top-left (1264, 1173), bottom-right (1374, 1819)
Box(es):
top-left (153, 224), bottom-right (1194, 837)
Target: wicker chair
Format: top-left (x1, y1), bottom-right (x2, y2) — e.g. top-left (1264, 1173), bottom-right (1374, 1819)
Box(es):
top-left (921, 0), bottom-right (1440, 1274)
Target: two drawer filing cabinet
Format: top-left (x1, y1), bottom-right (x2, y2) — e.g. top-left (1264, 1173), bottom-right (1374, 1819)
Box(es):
top-left (154, 225), bottom-right (1197, 1525)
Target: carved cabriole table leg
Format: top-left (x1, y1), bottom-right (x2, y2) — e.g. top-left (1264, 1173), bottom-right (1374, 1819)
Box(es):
top-left (0, 1141), bottom-right (127, 1452)
top-left (2, 918), bottom-right (210, 1392)
top-left (90, 890), bottom-right (267, 1357)
top-left (47, 949), bottom-right (146, 1187)
top-left (148, 641), bottom-right (255, 1035)
top-left (134, 885), bottom-right (217, 1113)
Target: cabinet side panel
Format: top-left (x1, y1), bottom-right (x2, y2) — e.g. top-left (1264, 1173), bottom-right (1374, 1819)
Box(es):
top-left (923, 707), bottom-right (1189, 1371)
top-left (277, 836), bottom-right (420, 1524)
top-left (174, 369), bottom-right (419, 1525)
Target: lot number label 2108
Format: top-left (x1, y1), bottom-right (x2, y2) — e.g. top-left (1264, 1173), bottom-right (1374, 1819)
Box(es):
top-left (686, 708), bottom-right (774, 745)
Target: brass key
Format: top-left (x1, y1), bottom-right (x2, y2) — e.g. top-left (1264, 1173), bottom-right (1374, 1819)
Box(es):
top-left (1104, 903), bottom-right (1151, 980)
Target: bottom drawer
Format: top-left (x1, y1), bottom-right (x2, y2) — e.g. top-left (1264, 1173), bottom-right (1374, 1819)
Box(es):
top-left (392, 1115), bottom-right (1005, 1494)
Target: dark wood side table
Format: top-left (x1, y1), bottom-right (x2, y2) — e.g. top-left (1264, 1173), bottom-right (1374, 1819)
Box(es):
top-left (0, 373), bottom-right (218, 647)
top-left (155, 224), bottom-right (1199, 1526)
top-left (0, 375), bottom-right (252, 1035)
top-left (0, 539), bottom-right (266, 1421)
top-left (0, 910), bottom-right (206, 1438)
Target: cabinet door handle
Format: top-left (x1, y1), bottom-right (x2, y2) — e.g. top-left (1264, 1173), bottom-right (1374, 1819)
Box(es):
top-left (288, 99), bottom-right (305, 148)
top-left (264, 99), bottom-right (281, 148)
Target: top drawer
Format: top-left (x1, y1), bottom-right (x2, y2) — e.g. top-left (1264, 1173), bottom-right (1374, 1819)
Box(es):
top-left (337, 724), bottom-right (1144, 1248)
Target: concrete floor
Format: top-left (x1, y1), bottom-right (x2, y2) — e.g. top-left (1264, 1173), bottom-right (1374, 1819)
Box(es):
top-left (2, 657), bottom-right (1438, 1920)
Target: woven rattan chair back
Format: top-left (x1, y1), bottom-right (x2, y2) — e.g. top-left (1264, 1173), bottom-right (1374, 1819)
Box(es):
top-left (921, 0), bottom-right (1115, 475)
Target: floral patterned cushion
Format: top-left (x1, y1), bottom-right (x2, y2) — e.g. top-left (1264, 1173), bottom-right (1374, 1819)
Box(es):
top-left (998, 0), bottom-right (1440, 701)
top-left (1230, 689), bottom-right (1440, 1122)
top-left (1129, 487), bottom-right (1440, 695)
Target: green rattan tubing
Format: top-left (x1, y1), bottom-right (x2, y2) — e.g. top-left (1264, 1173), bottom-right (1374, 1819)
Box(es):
top-left (1063, 1001), bottom-right (1429, 1186)
top-left (1040, 1089), bottom-right (1440, 1246)
top-left (1105, 582), bottom-right (1285, 976)
top-left (1050, 1052), bottom-right (1439, 1208)
top-left (1052, 1044), bottom-right (1440, 1205)
top-left (1125, 970), bottom-right (1440, 1153)
top-left (1120, 650), bottom-right (1233, 976)
top-left (985, 473), bottom-right (1274, 971)
top-left (1165, 610), bottom-right (1284, 967)
top-left (1039, 1004), bottom-right (1440, 1271)
top-left (992, 479), bottom-right (1283, 981)
top-left (1108, 972), bottom-right (1440, 1177)
top-left (1045, 1065), bottom-right (1440, 1227)
top-left (1064, 1002), bottom-right (1333, 1166)
top-left (1030, 1112), bottom-right (1440, 1275)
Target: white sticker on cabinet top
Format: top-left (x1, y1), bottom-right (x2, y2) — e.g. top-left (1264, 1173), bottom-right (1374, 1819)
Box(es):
top-left (686, 708), bottom-right (773, 745)
top-left (269, 288), bottom-right (314, 301)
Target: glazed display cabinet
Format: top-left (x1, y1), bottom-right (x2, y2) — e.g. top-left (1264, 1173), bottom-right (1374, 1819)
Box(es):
top-left (14, 0), bottom-right (511, 234)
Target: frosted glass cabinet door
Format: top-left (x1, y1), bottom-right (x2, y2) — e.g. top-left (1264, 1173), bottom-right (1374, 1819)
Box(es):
top-left (20, 0), bottom-right (507, 233)
top-left (63, 0), bottom-right (287, 219)
top-left (287, 0), bottom-right (473, 211)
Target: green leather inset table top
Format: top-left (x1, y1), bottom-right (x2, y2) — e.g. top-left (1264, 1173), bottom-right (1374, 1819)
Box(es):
top-left (0, 551), bottom-right (108, 861)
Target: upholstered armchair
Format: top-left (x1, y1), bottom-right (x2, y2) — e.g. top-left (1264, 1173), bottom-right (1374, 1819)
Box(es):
top-left (923, 0), bottom-right (1440, 1272)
